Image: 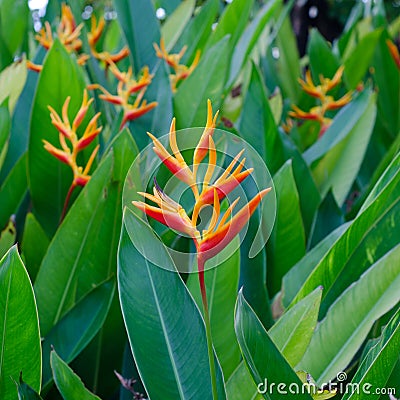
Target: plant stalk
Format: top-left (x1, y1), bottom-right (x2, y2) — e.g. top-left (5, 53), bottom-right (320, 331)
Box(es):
top-left (60, 183), bottom-right (76, 223)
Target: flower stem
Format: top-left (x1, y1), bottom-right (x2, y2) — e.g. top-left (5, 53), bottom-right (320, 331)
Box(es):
top-left (197, 254), bottom-right (218, 400)
top-left (60, 183), bottom-right (76, 223)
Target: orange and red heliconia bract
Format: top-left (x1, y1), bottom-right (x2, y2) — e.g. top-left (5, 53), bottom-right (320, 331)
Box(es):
top-left (43, 89), bottom-right (101, 188)
top-left (386, 39), bottom-right (400, 70)
top-left (132, 99), bottom-right (271, 264)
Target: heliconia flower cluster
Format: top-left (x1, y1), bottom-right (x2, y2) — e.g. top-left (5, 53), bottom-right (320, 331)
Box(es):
top-left (27, 4), bottom-right (129, 72)
top-left (132, 100), bottom-right (271, 265)
top-left (88, 62), bottom-right (158, 129)
top-left (288, 66), bottom-right (353, 137)
top-left (43, 89), bottom-right (101, 188)
top-left (154, 39), bottom-right (201, 92)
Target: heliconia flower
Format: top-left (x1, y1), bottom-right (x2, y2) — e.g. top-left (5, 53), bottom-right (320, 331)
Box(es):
top-left (154, 38), bottom-right (201, 92)
top-left (386, 39), bottom-right (400, 70)
top-left (44, 89), bottom-right (102, 188)
top-left (289, 66), bottom-right (352, 138)
top-left (88, 15), bottom-right (130, 66)
top-left (88, 62), bottom-right (157, 129)
top-left (26, 60), bottom-right (43, 72)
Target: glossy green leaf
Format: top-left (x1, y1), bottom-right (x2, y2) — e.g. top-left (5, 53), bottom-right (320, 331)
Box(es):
top-left (0, 98), bottom-right (10, 172)
top-left (28, 40), bottom-right (90, 236)
top-left (291, 162), bottom-right (400, 316)
top-left (0, 153), bottom-right (27, 233)
top-left (298, 244), bottom-right (400, 384)
top-left (304, 89), bottom-right (376, 206)
top-left (187, 239), bottom-right (241, 378)
top-left (0, 59), bottom-right (27, 113)
top-left (0, 218), bottom-right (16, 259)
top-left (161, 0), bottom-right (195, 52)
top-left (0, 0), bottom-right (29, 56)
top-left (118, 209), bottom-right (226, 399)
top-left (21, 213), bottom-right (49, 282)
top-left (308, 29), bottom-right (341, 81)
top-left (269, 287), bottom-right (322, 367)
top-left (281, 222), bottom-right (350, 308)
top-left (238, 63), bottom-right (284, 174)
top-left (15, 374), bottom-right (43, 400)
top-left (174, 36), bottom-right (230, 128)
top-left (50, 350), bottom-right (101, 400)
top-left (174, 0), bottom-right (219, 64)
top-left (234, 291), bottom-right (313, 400)
top-left (0, 246), bottom-right (41, 399)
top-left (228, 0), bottom-right (281, 87)
top-left (342, 307), bottom-right (400, 400)
top-left (343, 29), bottom-right (382, 90)
top-left (267, 160), bottom-right (306, 295)
top-left (114, 0), bottom-right (160, 73)
top-left (41, 279), bottom-right (115, 388)
top-left (35, 128), bottom-right (138, 337)
top-left (226, 363), bottom-right (263, 400)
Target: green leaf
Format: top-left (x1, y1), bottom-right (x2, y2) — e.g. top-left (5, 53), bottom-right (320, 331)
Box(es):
top-left (234, 290), bottom-right (313, 400)
top-left (187, 239), bottom-right (241, 378)
top-left (281, 222), bottom-right (350, 308)
top-left (267, 160), bottom-right (306, 295)
top-left (0, 246), bottom-right (41, 399)
top-left (291, 161), bottom-right (400, 316)
top-left (15, 373), bottom-right (43, 400)
top-left (0, 99), bottom-right (10, 173)
top-left (269, 288), bottom-right (322, 367)
top-left (342, 307), bottom-right (400, 400)
top-left (0, 59), bottom-right (27, 113)
top-left (174, 36), bottom-right (230, 128)
top-left (50, 350), bottom-right (101, 400)
top-left (343, 28), bottom-right (382, 90)
top-left (304, 89), bottom-right (377, 206)
top-left (308, 29), bottom-right (341, 81)
top-left (118, 209), bottom-right (226, 399)
top-left (228, 0), bottom-right (281, 87)
top-left (238, 63), bottom-right (284, 174)
top-left (161, 0), bottom-right (196, 51)
top-left (0, 0), bottom-right (29, 56)
top-left (0, 153), bottom-right (27, 231)
top-left (114, 0), bottom-right (160, 73)
top-left (0, 218), bottom-right (15, 259)
top-left (298, 244), bottom-right (400, 385)
top-left (174, 0), bottom-right (219, 64)
top-left (41, 279), bottom-right (115, 388)
top-left (21, 213), bottom-right (49, 282)
top-left (206, 0), bottom-right (254, 50)
top-left (226, 363), bottom-right (263, 400)
top-left (28, 40), bottom-right (90, 236)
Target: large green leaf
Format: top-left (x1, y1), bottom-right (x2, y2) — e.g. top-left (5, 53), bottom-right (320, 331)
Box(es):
top-left (226, 363), bottom-right (262, 400)
top-left (50, 351), bottom-right (101, 400)
top-left (269, 288), bottom-right (322, 367)
top-left (114, 0), bottom-right (160, 73)
top-left (0, 99), bottom-right (10, 173)
top-left (342, 307), bottom-right (400, 400)
top-left (161, 0), bottom-right (196, 52)
top-left (234, 291), bottom-right (313, 400)
top-left (41, 279), bottom-right (115, 388)
top-left (298, 244), bottom-right (400, 384)
top-left (0, 246), bottom-right (41, 399)
top-left (187, 239), bottom-right (241, 378)
top-left (21, 213), bottom-right (49, 282)
top-left (35, 129), bottom-right (137, 337)
top-left (281, 222), bottom-right (350, 308)
top-left (304, 89), bottom-right (376, 206)
top-left (174, 36), bottom-right (230, 128)
top-left (0, 219), bottom-right (16, 259)
top-left (28, 40), bottom-right (90, 236)
top-left (15, 374), bottom-right (43, 400)
top-left (238, 63), bottom-right (284, 174)
top-left (267, 160), bottom-right (305, 295)
top-left (291, 161), bottom-right (400, 316)
top-left (0, 153), bottom-right (27, 230)
top-left (118, 209), bottom-right (226, 399)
